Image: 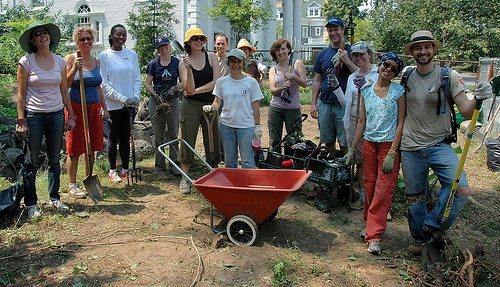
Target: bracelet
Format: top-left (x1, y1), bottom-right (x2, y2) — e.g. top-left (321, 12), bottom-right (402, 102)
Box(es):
top-left (17, 118), bottom-right (26, 125)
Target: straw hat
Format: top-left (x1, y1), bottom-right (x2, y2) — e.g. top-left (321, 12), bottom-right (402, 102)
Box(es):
top-left (237, 39), bottom-right (257, 54)
top-left (19, 22), bottom-right (61, 53)
top-left (404, 30), bottom-right (441, 54)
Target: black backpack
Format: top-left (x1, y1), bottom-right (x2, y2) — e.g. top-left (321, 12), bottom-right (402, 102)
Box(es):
top-left (401, 66), bottom-right (457, 143)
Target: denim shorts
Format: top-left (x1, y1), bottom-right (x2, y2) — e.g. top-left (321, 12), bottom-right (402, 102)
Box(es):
top-left (317, 100), bottom-right (346, 147)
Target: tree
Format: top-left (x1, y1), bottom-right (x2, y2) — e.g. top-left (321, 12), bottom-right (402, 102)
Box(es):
top-left (0, 4), bottom-right (71, 75)
top-left (207, 0), bottom-right (273, 40)
top-left (322, 0), bottom-right (366, 20)
top-left (126, 0), bottom-right (178, 71)
top-left (368, 0), bottom-right (500, 60)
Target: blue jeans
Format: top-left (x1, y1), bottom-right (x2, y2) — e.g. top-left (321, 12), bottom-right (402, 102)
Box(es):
top-left (23, 109), bottom-right (65, 206)
top-left (317, 101), bottom-right (346, 148)
top-left (401, 142), bottom-right (469, 243)
top-left (220, 123), bottom-right (255, 168)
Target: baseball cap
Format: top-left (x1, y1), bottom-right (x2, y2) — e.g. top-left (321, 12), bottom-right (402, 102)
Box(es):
top-left (351, 41), bottom-right (373, 54)
top-left (325, 16), bottom-right (344, 27)
top-left (226, 48), bottom-right (248, 67)
top-left (154, 36), bottom-right (170, 49)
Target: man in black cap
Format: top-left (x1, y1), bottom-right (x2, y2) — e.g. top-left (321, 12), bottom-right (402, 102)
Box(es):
top-left (310, 16), bottom-right (357, 154)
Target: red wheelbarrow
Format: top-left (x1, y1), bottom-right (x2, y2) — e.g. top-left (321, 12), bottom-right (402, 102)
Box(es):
top-left (159, 139), bottom-right (311, 246)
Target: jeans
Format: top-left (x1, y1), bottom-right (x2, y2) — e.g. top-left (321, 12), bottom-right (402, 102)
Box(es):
top-left (23, 109), bottom-right (65, 206)
top-left (148, 97), bottom-right (180, 171)
top-left (220, 123), bottom-right (255, 168)
top-left (401, 142), bottom-right (469, 243)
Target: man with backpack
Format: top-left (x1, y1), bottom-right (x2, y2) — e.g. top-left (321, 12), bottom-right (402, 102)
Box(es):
top-left (400, 30), bottom-right (492, 256)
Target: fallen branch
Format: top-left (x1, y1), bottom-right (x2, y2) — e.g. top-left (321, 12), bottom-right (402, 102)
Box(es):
top-left (459, 249), bottom-right (474, 287)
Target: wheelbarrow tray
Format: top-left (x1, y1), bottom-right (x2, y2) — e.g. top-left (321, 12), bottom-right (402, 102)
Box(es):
top-left (193, 168), bottom-right (311, 225)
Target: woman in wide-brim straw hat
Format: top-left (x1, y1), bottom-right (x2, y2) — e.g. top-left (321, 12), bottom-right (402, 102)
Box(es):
top-left (16, 22), bottom-right (76, 219)
top-left (177, 27), bottom-right (221, 194)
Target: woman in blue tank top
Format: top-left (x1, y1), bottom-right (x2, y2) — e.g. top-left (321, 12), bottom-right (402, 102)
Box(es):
top-left (64, 27), bottom-right (110, 198)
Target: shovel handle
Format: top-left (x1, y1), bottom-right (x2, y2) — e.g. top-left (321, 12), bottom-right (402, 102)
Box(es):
top-left (77, 50), bottom-right (94, 176)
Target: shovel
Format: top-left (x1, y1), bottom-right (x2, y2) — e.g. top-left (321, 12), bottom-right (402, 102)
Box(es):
top-left (126, 107), bottom-right (141, 184)
top-left (203, 111), bottom-right (219, 168)
top-left (78, 50), bottom-right (103, 203)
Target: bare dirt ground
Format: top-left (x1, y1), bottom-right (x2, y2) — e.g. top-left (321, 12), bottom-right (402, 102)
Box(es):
top-left (0, 105), bottom-right (498, 287)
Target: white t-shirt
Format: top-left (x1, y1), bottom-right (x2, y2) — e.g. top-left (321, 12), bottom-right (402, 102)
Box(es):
top-left (98, 48), bottom-right (141, 111)
top-left (19, 53), bottom-right (65, 113)
top-left (213, 75), bottom-right (263, 128)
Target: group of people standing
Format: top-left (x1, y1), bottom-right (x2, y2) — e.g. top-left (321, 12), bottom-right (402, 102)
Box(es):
top-left (15, 18), bottom-right (492, 259)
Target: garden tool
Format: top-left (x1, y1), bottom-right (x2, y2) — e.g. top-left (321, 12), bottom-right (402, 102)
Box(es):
top-left (280, 52), bottom-right (294, 103)
top-left (126, 107), bottom-right (142, 184)
top-left (202, 110), bottom-right (219, 168)
top-left (172, 40), bottom-right (186, 58)
top-left (347, 89), bottom-right (362, 212)
top-left (78, 50), bottom-right (103, 203)
top-left (441, 90), bottom-right (485, 226)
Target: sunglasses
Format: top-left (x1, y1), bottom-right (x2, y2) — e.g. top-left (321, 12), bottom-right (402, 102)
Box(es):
top-left (190, 35), bottom-right (206, 42)
top-left (78, 37), bottom-right (93, 43)
top-left (31, 30), bottom-right (49, 38)
top-left (382, 61), bottom-right (398, 74)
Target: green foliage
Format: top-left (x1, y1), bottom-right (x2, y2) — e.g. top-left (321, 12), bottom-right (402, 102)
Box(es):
top-left (368, 0), bottom-right (500, 59)
top-left (126, 0), bottom-right (178, 71)
top-left (0, 75), bottom-right (16, 119)
top-left (207, 0), bottom-right (273, 39)
top-left (271, 260), bottom-right (292, 286)
top-left (0, 4), bottom-right (72, 75)
top-left (322, 0), bottom-right (366, 20)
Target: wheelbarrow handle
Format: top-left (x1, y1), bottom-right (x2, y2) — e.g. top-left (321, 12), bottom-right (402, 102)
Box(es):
top-left (158, 138), bottom-right (213, 184)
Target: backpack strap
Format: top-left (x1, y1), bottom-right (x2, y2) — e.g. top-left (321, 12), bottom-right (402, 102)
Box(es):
top-left (439, 67), bottom-right (457, 142)
top-left (400, 67), bottom-right (415, 92)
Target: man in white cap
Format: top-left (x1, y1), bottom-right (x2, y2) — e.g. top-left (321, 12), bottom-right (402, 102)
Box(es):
top-left (401, 30), bottom-right (493, 256)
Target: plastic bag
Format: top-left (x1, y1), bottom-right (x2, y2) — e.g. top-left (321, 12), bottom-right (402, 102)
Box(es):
top-left (0, 183), bottom-right (23, 216)
top-left (485, 138), bottom-right (500, 172)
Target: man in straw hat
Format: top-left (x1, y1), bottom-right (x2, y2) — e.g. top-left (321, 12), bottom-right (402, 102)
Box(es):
top-left (400, 30), bottom-right (493, 256)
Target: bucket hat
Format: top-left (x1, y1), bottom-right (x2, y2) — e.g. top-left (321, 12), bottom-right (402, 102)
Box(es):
top-left (325, 16), bottom-right (345, 27)
top-left (236, 39), bottom-right (257, 54)
top-left (404, 30), bottom-right (441, 54)
top-left (226, 48), bottom-right (247, 67)
top-left (155, 36), bottom-right (171, 49)
top-left (19, 22), bottom-right (61, 53)
top-left (183, 27), bottom-right (206, 44)
top-left (351, 41), bottom-right (373, 54)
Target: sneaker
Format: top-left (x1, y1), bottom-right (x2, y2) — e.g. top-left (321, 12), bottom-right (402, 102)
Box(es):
top-left (179, 178), bottom-right (191, 194)
top-left (367, 241), bottom-right (381, 255)
top-left (351, 197), bottom-right (364, 210)
top-left (108, 169), bottom-right (122, 182)
top-left (68, 183), bottom-right (87, 198)
top-left (26, 205), bottom-right (42, 219)
top-left (120, 168), bottom-right (129, 178)
top-left (407, 243), bottom-right (423, 256)
top-left (50, 199), bottom-right (70, 213)
top-left (359, 228), bottom-right (366, 239)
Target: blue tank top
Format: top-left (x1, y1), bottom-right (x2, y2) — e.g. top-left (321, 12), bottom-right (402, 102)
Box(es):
top-left (69, 64), bottom-right (102, 104)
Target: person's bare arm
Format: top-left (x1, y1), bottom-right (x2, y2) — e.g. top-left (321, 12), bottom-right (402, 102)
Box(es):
top-left (454, 90), bottom-right (476, 119)
top-left (390, 94), bottom-right (406, 151)
top-left (16, 65), bottom-right (28, 120)
top-left (310, 73), bottom-right (322, 119)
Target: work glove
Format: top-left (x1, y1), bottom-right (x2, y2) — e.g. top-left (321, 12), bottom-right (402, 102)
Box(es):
top-left (331, 52), bottom-right (341, 68)
top-left (475, 81), bottom-right (493, 100)
top-left (202, 105), bottom-right (214, 113)
top-left (343, 148), bottom-right (355, 165)
top-left (382, 150), bottom-right (397, 174)
top-left (65, 115), bottom-right (77, 131)
top-left (254, 124), bottom-right (262, 140)
top-left (124, 96), bottom-right (140, 107)
top-left (360, 79), bottom-right (374, 91)
top-left (16, 119), bottom-right (29, 141)
top-left (326, 67), bottom-right (340, 89)
top-left (353, 75), bottom-right (366, 90)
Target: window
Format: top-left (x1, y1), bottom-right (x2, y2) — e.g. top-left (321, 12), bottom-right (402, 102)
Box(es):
top-left (307, 3), bottom-right (321, 17)
top-left (315, 27), bottom-right (321, 37)
top-left (302, 27), bottom-right (308, 38)
top-left (78, 4), bottom-right (91, 13)
top-left (32, 0), bottom-right (45, 8)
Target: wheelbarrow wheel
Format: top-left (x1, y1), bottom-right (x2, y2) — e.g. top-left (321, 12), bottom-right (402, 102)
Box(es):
top-left (315, 189), bottom-right (335, 213)
top-left (227, 215), bottom-right (258, 246)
